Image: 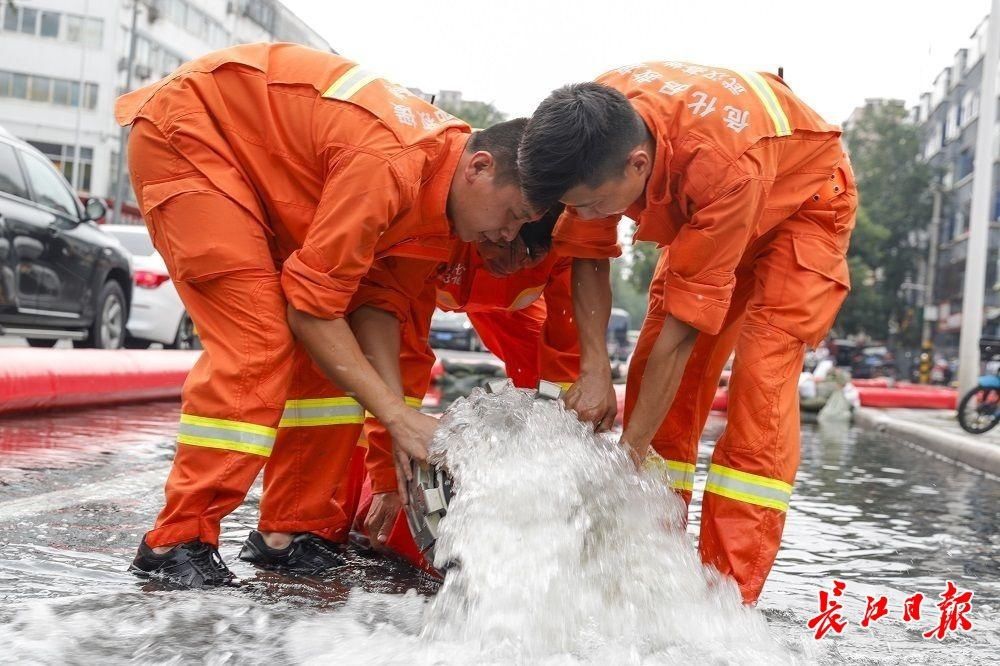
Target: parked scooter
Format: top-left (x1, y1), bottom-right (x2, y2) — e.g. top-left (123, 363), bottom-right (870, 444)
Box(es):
top-left (956, 338), bottom-right (1000, 435)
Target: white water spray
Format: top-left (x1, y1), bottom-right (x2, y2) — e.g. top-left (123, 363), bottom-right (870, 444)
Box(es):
top-left (289, 384), bottom-right (793, 664)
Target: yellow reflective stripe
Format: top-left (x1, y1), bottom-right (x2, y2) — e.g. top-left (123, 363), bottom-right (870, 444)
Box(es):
top-left (666, 460), bottom-right (696, 491)
top-left (179, 413), bottom-right (277, 438)
top-left (736, 71), bottom-right (791, 137)
top-left (177, 434), bottom-right (272, 457)
top-left (176, 414), bottom-right (276, 456)
top-left (280, 396), bottom-right (365, 428)
top-left (711, 463), bottom-right (793, 494)
top-left (642, 454), bottom-right (695, 491)
top-left (284, 397), bottom-right (363, 408)
top-left (705, 464), bottom-right (791, 511)
top-left (322, 65), bottom-right (379, 101)
top-left (366, 396), bottom-right (423, 419)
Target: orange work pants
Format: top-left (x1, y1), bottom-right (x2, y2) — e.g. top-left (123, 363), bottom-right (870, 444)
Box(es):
top-left (626, 160), bottom-right (857, 604)
top-left (129, 120), bottom-right (362, 548)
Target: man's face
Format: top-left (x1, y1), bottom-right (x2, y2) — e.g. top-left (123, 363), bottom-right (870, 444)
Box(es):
top-left (451, 152), bottom-right (540, 243)
top-left (477, 235), bottom-right (548, 277)
top-left (559, 148), bottom-right (652, 220)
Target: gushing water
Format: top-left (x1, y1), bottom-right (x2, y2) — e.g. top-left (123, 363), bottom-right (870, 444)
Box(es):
top-left (290, 384), bottom-right (792, 664)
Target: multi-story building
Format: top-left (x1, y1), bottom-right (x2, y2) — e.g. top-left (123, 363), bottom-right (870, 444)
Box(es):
top-left (914, 15), bottom-right (1000, 352)
top-left (0, 0), bottom-right (331, 215)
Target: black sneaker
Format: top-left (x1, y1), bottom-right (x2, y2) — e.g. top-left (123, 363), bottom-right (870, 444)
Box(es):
top-left (128, 539), bottom-right (237, 588)
top-left (238, 531), bottom-right (346, 574)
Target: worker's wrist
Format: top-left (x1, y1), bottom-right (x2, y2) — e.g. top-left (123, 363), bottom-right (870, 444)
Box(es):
top-left (379, 400), bottom-right (411, 431)
top-left (579, 357), bottom-right (612, 379)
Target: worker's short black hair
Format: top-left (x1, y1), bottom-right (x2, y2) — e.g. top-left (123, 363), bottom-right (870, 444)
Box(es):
top-left (518, 203), bottom-right (564, 256)
top-left (518, 82), bottom-right (647, 209)
top-left (467, 117), bottom-right (528, 187)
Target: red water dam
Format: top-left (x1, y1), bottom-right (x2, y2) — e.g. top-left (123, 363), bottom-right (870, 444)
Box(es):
top-left (0, 349), bottom-right (199, 415)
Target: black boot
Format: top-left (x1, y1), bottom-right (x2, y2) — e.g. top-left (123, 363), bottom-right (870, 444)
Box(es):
top-left (128, 539), bottom-right (236, 588)
top-left (238, 531), bottom-right (346, 574)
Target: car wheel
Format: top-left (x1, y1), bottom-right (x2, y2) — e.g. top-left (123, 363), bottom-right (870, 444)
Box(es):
top-left (26, 338), bottom-right (58, 348)
top-left (168, 313), bottom-right (201, 350)
top-left (74, 281), bottom-right (127, 349)
top-left (124, 336), bottom-right (152, 349)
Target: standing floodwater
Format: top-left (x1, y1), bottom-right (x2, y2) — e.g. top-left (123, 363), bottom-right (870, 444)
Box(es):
top-left (0, 398), bottom-right (998, 664)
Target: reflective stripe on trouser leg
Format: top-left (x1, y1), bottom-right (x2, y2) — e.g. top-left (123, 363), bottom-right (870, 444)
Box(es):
top-left (148, 272), bottom-right (293, 549)
top-left (364, 396), bottom-right (422, 420)
top-left (705, 464), bottom-right (792, 512)
top-left (280, 397), bottom-right (365, 427)
top-left (177, 413), bottom-right (277, 456)
top-left (259, 394), bottom-right (418, 534)
top-left (699, 319), bottom-right (804, 605)
top-left (643, 453), bottom-right (695, 492)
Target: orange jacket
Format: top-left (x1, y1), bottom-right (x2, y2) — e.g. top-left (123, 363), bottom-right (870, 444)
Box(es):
top-left (349, 242), bottom-right (578, 382)
top-left (436, 243), bottom-right (579, 384)
top-left (115, 43), bottom-right (470, 320)
top-left (553, 61), bottom-right (844, 334)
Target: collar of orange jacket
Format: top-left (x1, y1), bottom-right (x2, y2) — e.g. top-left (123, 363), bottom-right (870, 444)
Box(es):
top-left (419, 131), bottom-right (470, 238)
top-left (630, 102), bottom-right (674, 211)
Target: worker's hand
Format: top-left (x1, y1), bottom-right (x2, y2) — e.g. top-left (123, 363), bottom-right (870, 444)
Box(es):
top-left (564, 369), bottom-right (618, 432)
top-left (620, 436), bottom-right (651, 468)
top-left (365, 491), bottom-right (402, 550)
top-left (386, 409), bottom-right (436, 462)
top-left (386, 409), bottom-right (437, 503)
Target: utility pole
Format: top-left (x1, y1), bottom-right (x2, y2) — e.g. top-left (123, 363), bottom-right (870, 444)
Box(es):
top-left (959, 0), bottom-right (1000, 394)
top-left (71, 0), bottom-right (91, 191)
top-left (111, 0), bottom-right (140, 225)
top-left (918, 187), bottom-right (942, 383)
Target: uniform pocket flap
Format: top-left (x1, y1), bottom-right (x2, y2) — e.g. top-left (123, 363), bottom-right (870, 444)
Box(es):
top-left (140, 173), bottom-right (215, 216)
top-left (792, 234), bottom-right (850, 289)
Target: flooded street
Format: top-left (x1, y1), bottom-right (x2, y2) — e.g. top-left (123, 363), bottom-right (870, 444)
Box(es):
top-left (0, 398), bottom-right (997, 664)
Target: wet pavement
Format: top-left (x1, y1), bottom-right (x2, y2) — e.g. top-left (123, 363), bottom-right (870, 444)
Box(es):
top-left (0, 401), bottom-right (998, 664)
top-left (872, 407), bottom-right (1000, 447)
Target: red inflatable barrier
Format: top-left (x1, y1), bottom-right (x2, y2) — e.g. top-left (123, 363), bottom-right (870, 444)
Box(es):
top-left (856, 386), bottom-right (957, 410)
top-left (712, 387), bottom-right (729, 412)
top-left (0, 349), bottom-right (199, 415)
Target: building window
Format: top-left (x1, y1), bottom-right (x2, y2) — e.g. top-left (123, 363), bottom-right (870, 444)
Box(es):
top-left (19, 7), bottom-right (38, 34)
top-left (133, 34), bottom-right (185, 80)
top-left (27, 141), bottom-right (94, 192)
top-left (241, 0), bottom-right (276, 32)
top-left (956, 149), bottom-right (974, 181)
top-left (960, 89), bottom-right (979, 127)
top-left (1, 4), bottom-right (103, 47)
top-left (0, 69), bottom-right (98, 110)
top-left (160, 0), bottom-right (229, 47)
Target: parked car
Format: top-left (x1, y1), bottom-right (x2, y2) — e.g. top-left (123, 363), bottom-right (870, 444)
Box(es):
top-left (851, 345), bottom-right (893, 380)
top-left (607, 308), bottom-right (631, 362)
top-left (430, 310), bottom-right (483, 351)
top-left (102, 225), bottom-right (200, 350)
top-left (0, 126), bottom-right (132, 348)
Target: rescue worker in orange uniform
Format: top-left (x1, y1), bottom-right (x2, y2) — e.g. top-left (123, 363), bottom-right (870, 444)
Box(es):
top-left (115, 43), bottom-right (540, 587)
top-left (518, 61), bottom-right (856, 604)
top-left (342, 211), bottom-right (579, 559)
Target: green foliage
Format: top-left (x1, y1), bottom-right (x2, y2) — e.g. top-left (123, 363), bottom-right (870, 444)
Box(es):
top-left (611, 257), bottom-right (648, 325)
top-left (437, 99), bottom-right (507, 128)
top-left (628, 241), bottom-right (658, 294)
top-left (839, 102), bottom-right (935, 345)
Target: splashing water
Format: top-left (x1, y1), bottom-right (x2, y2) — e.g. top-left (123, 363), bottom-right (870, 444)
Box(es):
top-left (289, 384), bottom-right (793, 664)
